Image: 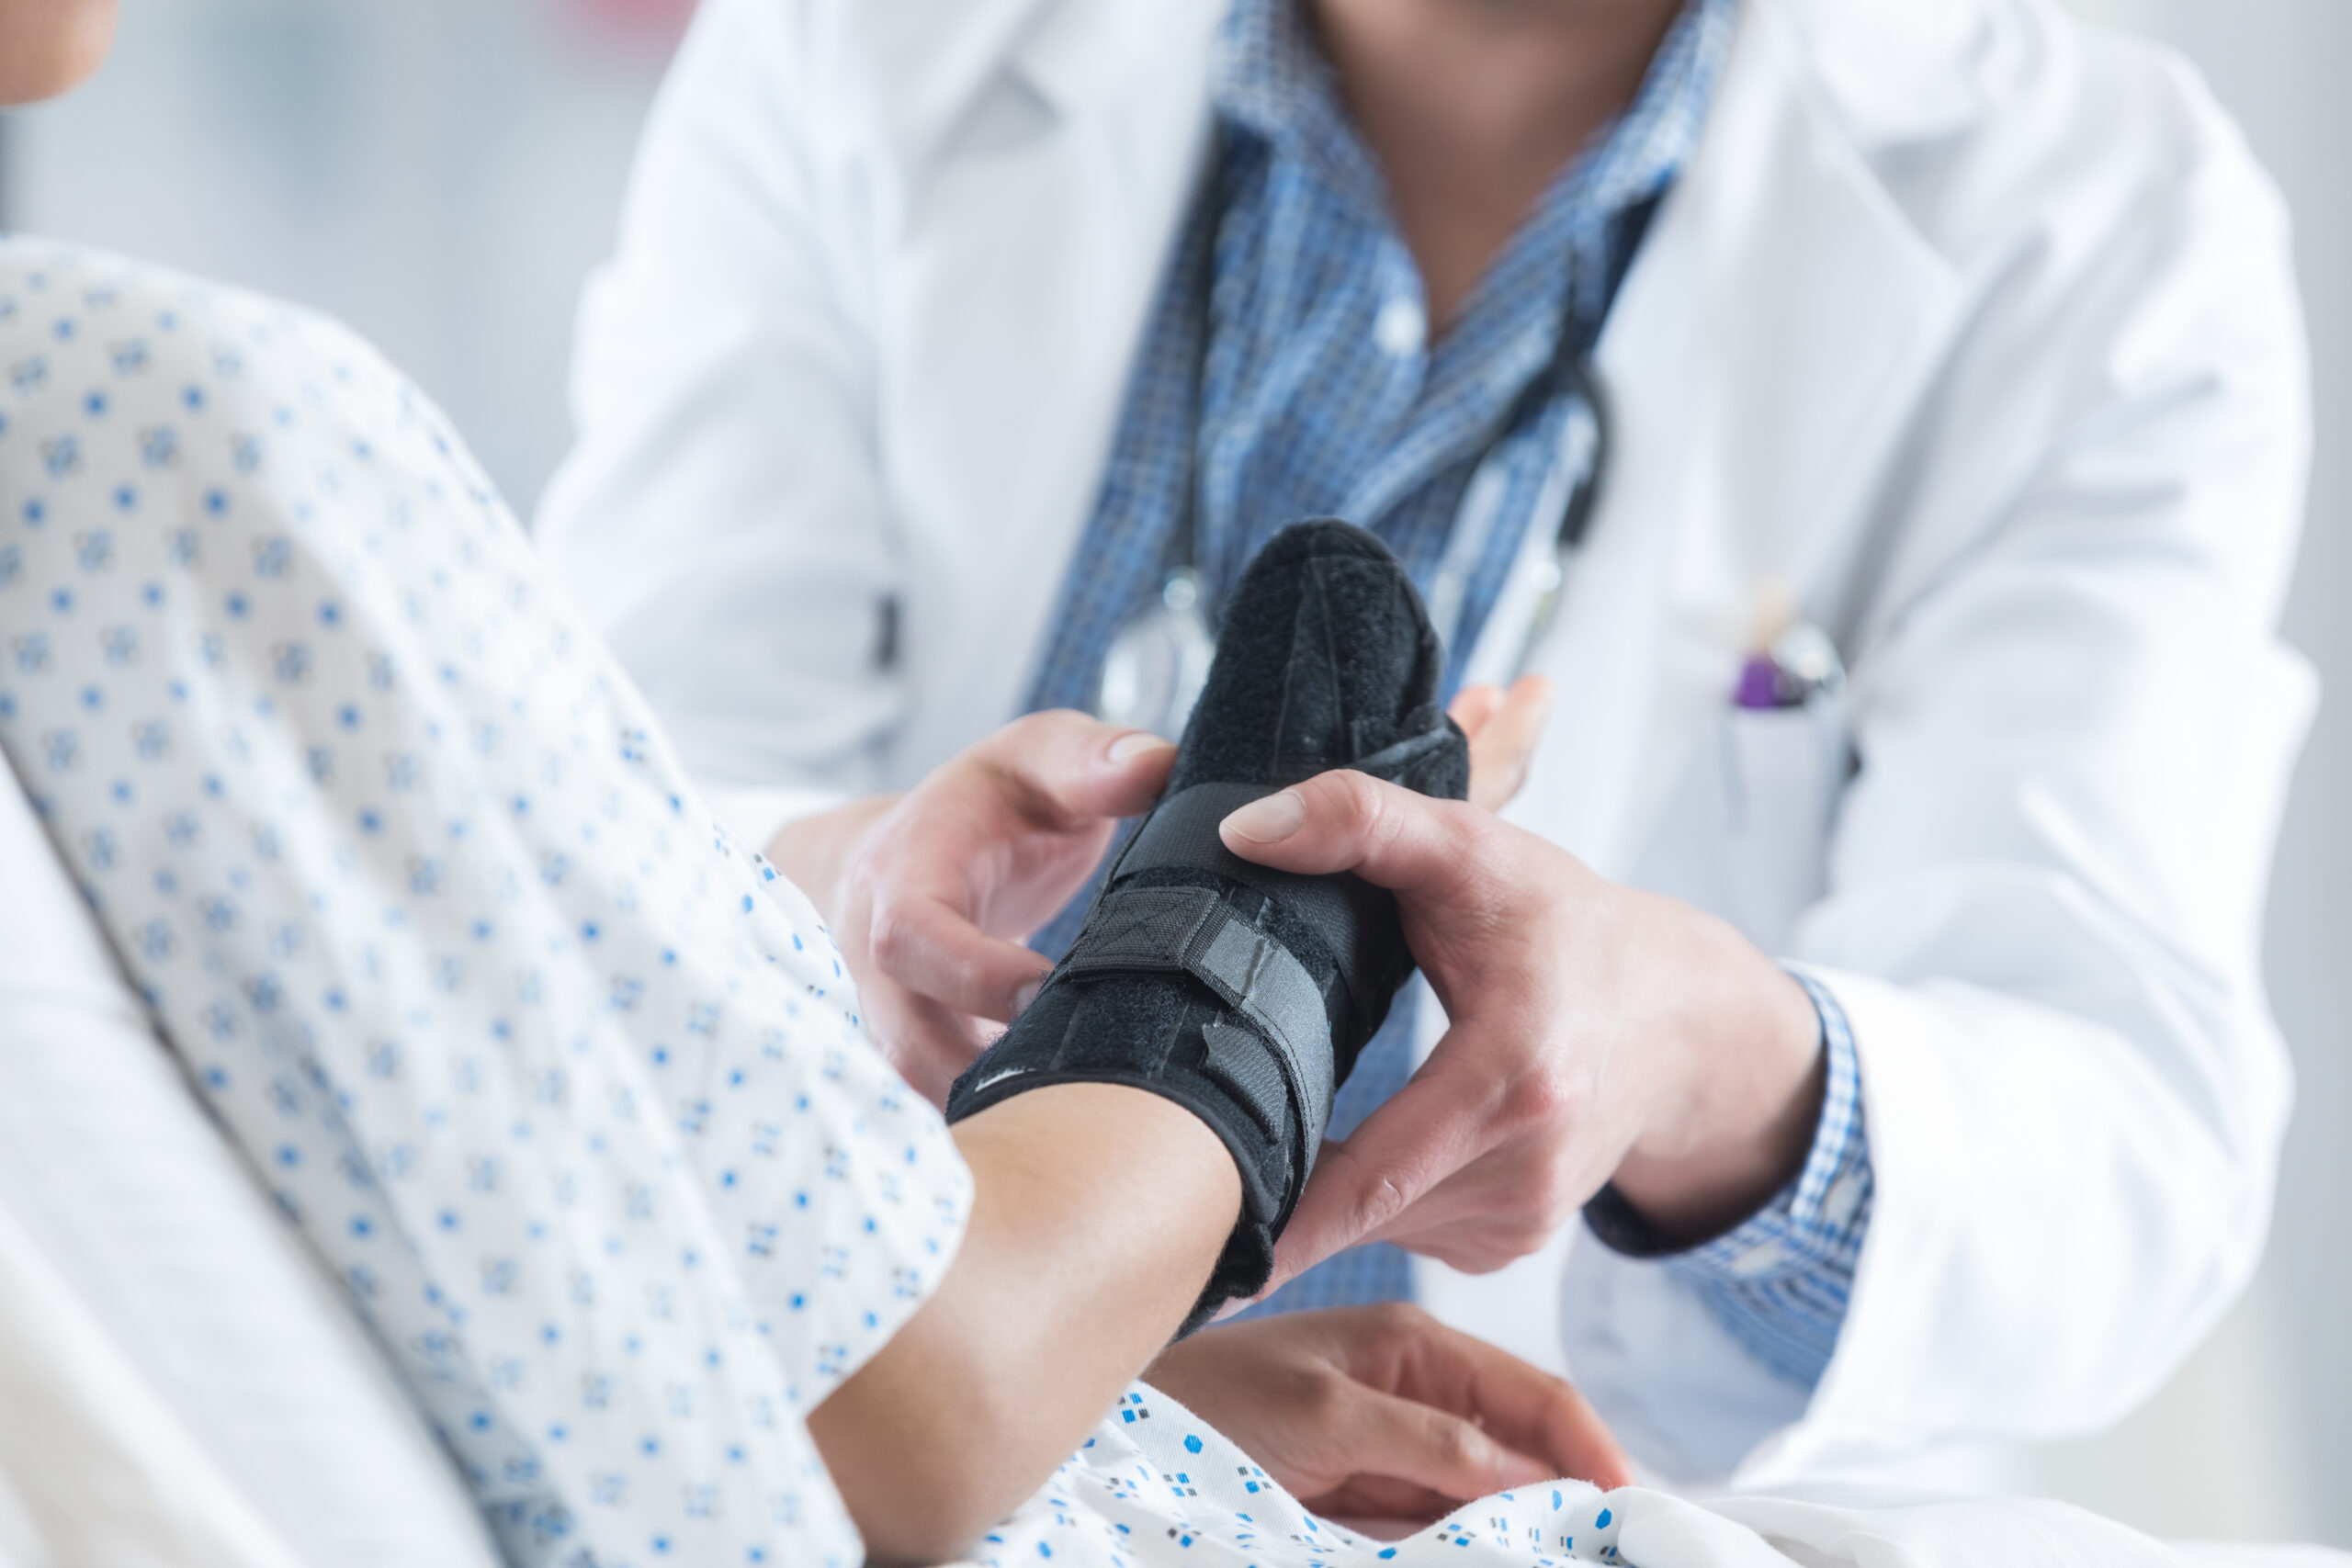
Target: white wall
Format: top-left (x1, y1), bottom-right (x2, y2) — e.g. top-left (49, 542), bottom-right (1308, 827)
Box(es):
top-left (3, 0), bottom-right (676, 515)
top-left (6, 0), bottom-right (2348, 1544)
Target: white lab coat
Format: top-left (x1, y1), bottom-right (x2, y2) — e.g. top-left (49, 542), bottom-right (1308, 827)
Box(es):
top-left (536, 0), bottom-right (2314, 1490)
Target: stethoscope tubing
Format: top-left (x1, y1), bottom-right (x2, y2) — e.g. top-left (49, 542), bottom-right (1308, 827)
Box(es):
top-left (1096, 126), bottom-right (1623, 725)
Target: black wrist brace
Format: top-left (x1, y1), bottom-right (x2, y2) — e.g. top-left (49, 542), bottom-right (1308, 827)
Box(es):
top-left (944, 521), bottom-right (1469, 1329)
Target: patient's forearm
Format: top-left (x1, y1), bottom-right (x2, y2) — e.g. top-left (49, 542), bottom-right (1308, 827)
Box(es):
top-left (807, 1083), bottom-right (1240, 1564)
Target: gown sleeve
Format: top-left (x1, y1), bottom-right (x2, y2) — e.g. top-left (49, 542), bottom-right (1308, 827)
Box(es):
top-left (0, 236), bottom-right (970, 1568)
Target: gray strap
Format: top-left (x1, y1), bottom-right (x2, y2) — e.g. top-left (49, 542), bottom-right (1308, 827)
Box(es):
top-left (1347, 720), bottom-right (1459, 781)
top-left (1200, 1020), bottom-right (1287, 1140)
top-left (1107, 782), bottom-right (1278, 886)
top-left (1061, 885), bottom-right (1335, 1168)
top-left (1110, 783), bottom-right (1388, 1024)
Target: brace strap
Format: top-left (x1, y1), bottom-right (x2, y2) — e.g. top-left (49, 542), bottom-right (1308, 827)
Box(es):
top-left (1109, 782), bottom-right (1393, 1031)
top-left (1058, 883), bottom-right (1335, 1177)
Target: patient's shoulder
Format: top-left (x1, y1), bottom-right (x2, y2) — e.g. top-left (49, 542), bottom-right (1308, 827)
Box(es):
top-left (0, 235), bottom-right (499, 522)
top-left (0, 235), bottom-right (386, 400)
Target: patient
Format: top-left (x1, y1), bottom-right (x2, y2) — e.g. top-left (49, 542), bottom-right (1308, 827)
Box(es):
top-left (0, 5), bottom-right (1634, 1564)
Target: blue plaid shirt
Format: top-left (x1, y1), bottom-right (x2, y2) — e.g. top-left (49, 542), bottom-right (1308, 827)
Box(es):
top-left (1024, 0), bottom-right (1871, 1390)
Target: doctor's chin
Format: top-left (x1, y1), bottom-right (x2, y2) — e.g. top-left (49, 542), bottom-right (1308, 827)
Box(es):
top-left (0, 0), bottom-right (2346, 1562)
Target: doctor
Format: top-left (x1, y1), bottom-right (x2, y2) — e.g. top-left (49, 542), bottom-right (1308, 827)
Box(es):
top-left (537, 0), bottom-right (2312, 1489)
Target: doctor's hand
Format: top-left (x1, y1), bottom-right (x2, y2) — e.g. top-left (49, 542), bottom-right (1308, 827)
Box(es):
top-left (1448, 675), bottom-right (1554, 814)
top-left (772, 712), bottom-right (1175, 1104)
top-left (1143, 1303), bottom-right (1633, 1524)
top-left (1219, 772), bottom-right (1826, 1289)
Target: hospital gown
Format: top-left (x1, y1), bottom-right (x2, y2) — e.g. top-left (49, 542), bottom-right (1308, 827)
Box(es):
top-left (0, 238), bottom-right (2279, 1568)
top-left (0, 237), bottom-right (967, 1566)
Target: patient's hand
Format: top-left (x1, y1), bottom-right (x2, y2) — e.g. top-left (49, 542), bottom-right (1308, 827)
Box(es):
top-left (1143, 1304), bottom-right (1632, 1526)
top-left (774, 712), bottom-right (1175, 1104)
top-left (1450, 675), bottom-right (1553, 814)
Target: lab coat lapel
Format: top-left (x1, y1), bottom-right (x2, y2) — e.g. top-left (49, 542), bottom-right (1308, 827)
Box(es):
top-left (1502, 0), bottom-right (1966, 879)
top-left (866, 0), bottom-right (1219, 749)
top-left (854, 0), bottom-right (1068, 175)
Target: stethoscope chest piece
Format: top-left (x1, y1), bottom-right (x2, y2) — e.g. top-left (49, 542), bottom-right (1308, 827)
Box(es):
top-left (1096, 567), bottom-right (1216, 739)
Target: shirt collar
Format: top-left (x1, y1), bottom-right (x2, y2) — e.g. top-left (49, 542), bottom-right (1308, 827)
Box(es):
top-left (1211, 0), bottom-right (1387, 214)
top-left (1563, 0), bottom-right (1735, 223)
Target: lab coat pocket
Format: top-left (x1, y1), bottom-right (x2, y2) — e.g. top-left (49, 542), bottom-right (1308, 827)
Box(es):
top-left (1629, 697), bottom-right (1852, 955)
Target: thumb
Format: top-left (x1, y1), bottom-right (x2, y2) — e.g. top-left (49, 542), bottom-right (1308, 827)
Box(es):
top-left (1218, 768), bottom-right (1499, 901)
top-left (975, 710), bottom-right (1176, 824)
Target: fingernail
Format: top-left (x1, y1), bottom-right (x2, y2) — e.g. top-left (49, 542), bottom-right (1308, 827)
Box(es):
top-left (1223, 790), bottom-right (1305, 844)
top-left (1108, 731), bottom-right (1176, 764)
top-left (1012, 978), bottom-right (1043, 1017)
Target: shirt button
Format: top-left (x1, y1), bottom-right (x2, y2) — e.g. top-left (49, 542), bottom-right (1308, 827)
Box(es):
top-left (1374, 297), bottom-right (1425, 358)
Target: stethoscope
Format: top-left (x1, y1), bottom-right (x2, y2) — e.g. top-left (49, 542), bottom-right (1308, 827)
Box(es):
top-left (1094, 140), bottom-right (1617, 738)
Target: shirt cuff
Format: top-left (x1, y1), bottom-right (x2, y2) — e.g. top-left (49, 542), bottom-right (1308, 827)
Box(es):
top-left (1581, 971), bottom-right (1873, 1390)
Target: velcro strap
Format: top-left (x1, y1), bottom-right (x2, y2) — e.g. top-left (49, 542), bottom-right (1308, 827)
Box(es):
top-left (1110, 783), bottom-right (1391, 1027)
top-left (1061, 885), bottom-right (1335, 1170)
top-left (1347, 719), bottom-right (1459, 781)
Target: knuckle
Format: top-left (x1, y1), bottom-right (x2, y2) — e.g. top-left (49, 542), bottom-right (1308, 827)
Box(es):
top-left (1295, 1366), bottom-right (1351, 1423)
top-left (1317, 768), bottom-right (1386, 839)
top-left (1363, 1299), bottom-right (1429, 1341)
top-left (1427, 1418), bottom-right (1477, 1471)
top-left (1347, 1171), bottom-right (1413, 1238)
top-left (1356, 779), bottom-right (1409, 852)
top-left (1508, 1064), bottom-right (1587, 1133)
top-left (865, 904), bottom-right (911, 970)
top-left (1317, 1143), bottom-right (1415, 1243)
top-left (865, 900), bottom-right (931, 978)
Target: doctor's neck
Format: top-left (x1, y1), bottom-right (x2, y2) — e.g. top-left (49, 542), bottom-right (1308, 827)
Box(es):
top-left (1311, 0), bottom-right (1685, 324)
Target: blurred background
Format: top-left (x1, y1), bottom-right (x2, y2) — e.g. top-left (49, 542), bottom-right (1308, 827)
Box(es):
top-left (0, 0), bottom-right (694, 511)
top-left (4, 0), bottom-right (2343, 1542)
